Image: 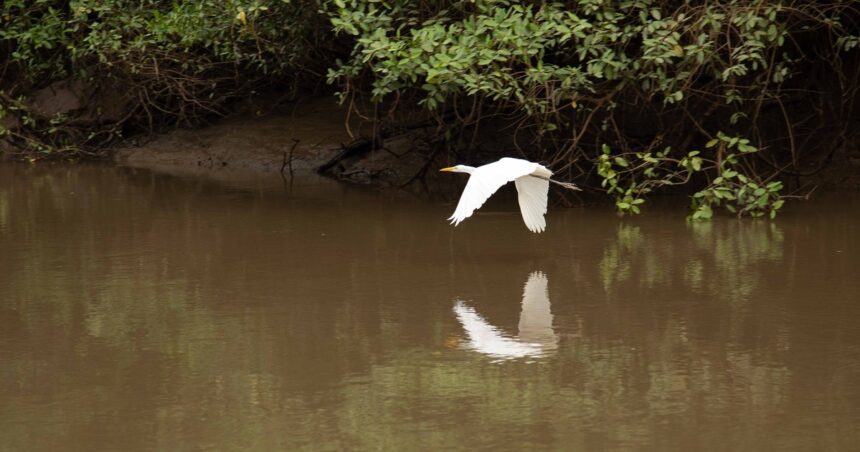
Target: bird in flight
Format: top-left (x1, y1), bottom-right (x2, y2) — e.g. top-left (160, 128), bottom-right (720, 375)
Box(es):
top-left (439, 157), bottom-right (579, 233)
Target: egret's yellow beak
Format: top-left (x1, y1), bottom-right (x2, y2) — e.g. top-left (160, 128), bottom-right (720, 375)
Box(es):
top-left (439, 167), bottom-right (456, 172)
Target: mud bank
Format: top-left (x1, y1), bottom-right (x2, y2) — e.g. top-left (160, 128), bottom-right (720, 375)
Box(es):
top-left (114, 98), bottom-right (347, 181)
top-left (114, 98), bottom-right (450, 191)
top-left (113, 96), bottom-right (468, 195)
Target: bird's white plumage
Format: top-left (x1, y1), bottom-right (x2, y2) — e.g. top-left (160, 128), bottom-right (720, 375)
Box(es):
top-left (514, 176), bottom-right (549, 233)
top-left (447, 157), bottom-right (552, 233)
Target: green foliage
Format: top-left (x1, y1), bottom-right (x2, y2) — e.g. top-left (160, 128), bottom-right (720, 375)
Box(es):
top-left (691, 133), bottom-right (785, 220)
top-left (325, 0), bottom-right (814, 113)
top-left (325, 0), bottom-right (859, 218)
top-left (2, 0), bottom-right (313, 82)
top-left (598, 133), bottom-right (786, 219)
top-left (0, 0), bottom-right (322, 157)
top-left (327, 0), bottom-right (597, 111)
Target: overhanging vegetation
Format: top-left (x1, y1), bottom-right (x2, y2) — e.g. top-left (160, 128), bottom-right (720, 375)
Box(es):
top-left (1, 1), bottom-right (858, 217)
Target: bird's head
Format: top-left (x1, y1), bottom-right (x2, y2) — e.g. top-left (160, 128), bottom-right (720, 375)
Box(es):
top-left (439, 165), bottom-right (474, 174)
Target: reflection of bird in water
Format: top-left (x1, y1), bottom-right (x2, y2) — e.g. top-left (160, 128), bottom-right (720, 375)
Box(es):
top-left (453, 271), bottom-right (558, 359)
top-left (439, 157), bottom-right (580, 233)
top-left (453, 303), bottom-right (542, 358)
top-left (517, 272), bottom-right (558, 352)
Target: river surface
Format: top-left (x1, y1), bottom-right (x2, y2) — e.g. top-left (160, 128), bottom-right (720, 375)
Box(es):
top-left (1, 163), bottom-right (859, 451)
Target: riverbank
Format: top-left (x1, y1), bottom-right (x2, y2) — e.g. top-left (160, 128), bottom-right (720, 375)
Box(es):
top-left (111, 96), bottom-right (487, 197)
top-left (113, 97), bottom-right (347, 180)
top-left (112, 95), bottom-right (860, 199)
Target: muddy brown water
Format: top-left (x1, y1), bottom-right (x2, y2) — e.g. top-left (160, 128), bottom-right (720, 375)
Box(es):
top-left (1, 163), bottom-right (859, 451)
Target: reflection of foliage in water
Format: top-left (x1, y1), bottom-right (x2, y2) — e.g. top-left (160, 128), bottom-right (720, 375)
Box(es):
top-left (317, 337), bottom-right (797, 449)
top-left (598, 224), bottom-right (641, 292)
top-left (0, 166), bottom-right (858, 450)
top-left (0, 165), bottom-right (408, 449)
top-left (687, 221), bottom-right (784, 301)
top-left (568, 218), bottom-right (815, 446)
top-left (0, 190), bottom-right (7, 229)
top-left (599, 220), bottom-right (784, 301)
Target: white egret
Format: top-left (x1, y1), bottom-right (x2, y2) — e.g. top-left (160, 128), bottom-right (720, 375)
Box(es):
top-left (439, 157), bottom-right (579, 233)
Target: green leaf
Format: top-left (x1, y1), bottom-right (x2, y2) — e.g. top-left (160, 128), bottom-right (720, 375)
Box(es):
top-left (738, 143), bottom-right (757, 153)
top-left (691, 157), bottom-right (702, 171)
top-left (691, 204), bottom-right (713, 221)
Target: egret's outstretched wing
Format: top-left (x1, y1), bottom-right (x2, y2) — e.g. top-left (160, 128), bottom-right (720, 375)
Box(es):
top-left (514, 175), bottom-right (549, 233)
top-left (449, 158), bottom-right (540, 226)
